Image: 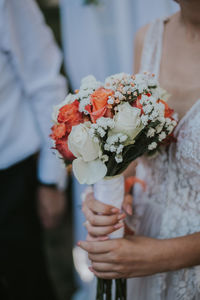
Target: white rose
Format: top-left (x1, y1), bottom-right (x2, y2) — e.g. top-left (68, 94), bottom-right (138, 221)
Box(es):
top-left (68, 123), bottom-right (100, 162)
top-left (72, 158), bottom-right (107, 185)
top-left (110, 102), bottom-right (143, 139)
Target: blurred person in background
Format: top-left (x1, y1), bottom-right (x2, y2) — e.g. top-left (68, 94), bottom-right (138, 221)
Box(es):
top-left (59, 0), bottom-right (178, 299)
top-left (0, 0), bottom-right (67, 299)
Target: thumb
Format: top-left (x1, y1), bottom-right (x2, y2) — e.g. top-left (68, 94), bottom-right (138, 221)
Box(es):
top-left (122, 194), bottom-right (133, 216)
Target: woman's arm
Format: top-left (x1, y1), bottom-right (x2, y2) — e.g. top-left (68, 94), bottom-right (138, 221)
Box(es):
top-left (78, 232), bottom-right (200, 279)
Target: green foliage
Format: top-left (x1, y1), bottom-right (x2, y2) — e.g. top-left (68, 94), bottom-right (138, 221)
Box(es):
top-left (106, 130), bottom-right (149, 177)
top-left (96, 278), bottom-right (126, 300)
top-left (105, 119), bottom-right (162, 177)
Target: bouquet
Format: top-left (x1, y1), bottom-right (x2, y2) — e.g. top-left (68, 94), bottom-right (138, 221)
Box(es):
top-left (50, 72), bottom-right (177, 300)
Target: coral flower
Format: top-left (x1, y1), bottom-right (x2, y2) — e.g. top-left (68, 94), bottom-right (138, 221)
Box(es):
top-left (158, 99), bottom-right (174, 118)
top-left (125, 176), bottom-right (146, 194)
top-left (132, 95), bottom-right (144, 114)
top-left (50, 123), bottom-right (66, 140)
top-left (86, 87), bottom-right (114, 122)
top-left (55, 138), bottom-right (75, 162)
top-left (57, 99), bottom-right (83, 132)
top-left (90, 87), bottom-right (114, 111)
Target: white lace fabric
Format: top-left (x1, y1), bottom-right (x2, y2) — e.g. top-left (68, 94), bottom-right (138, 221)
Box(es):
top-left (127, 18), bottom-right (200, 300)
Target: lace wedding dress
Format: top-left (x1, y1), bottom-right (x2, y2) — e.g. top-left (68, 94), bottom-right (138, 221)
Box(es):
top-left (127, 18), bottom-right (200, 300)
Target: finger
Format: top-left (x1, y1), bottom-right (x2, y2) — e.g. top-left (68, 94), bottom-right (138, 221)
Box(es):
top-left (89, 268), bottom-right (120, 280)
top-left (84, 220), bottom-right (124, 237)
top-left (84, 209), bottom-right (126, 226)
top-left (88, 252), bottom-right (113, 263)
top-left (122, 194), bottom-right (133, 216)
top-left (91, 262), bottom-right (121, 273)
top-left (84, 193), bottom-right (120, 215)
top-left (124, 223), bottom-right (135, 237)
top-left (86, 234), bottom-right (109, 242)
top-left (78, 240), bottom-right (116, 254)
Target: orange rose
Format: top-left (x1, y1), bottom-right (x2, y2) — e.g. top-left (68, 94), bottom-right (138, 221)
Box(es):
top-left (58, 100), bottom-right (83, 132)
top-left (55, 138), bottom-right (75, 161)
top-left (50, 123), bottom-right (67, 141)
top-left (104, 108), bottom-right (114, 119)
top-left (86, 87), bottom-right (114, 123)
top-left (132, 95), bottom-right (144, 114)
top-left (158, 99), bottom-right (174, 118)
top-left (91, 87), bottom-right (114, 111)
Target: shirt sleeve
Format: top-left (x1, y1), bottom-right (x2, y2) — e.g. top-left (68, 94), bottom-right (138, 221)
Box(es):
top-left (3, 0), bottom-right (68, 189)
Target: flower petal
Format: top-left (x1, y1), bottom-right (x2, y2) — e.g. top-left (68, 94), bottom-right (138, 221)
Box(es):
top-left (72, 158), bottom-right (107, 185)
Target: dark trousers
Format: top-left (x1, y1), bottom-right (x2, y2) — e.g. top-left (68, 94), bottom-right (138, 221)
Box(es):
top-left (0, 156), bottom-right (57, 300)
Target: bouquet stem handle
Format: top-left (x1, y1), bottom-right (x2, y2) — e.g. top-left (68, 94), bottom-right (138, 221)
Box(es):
top-left (94, 175), bottom-right (126, 300)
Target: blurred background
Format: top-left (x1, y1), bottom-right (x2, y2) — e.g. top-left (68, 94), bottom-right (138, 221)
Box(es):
top-left (0, 1), bottom-right (178, 300)
top-left (34, 4), bottom-right (76, 300)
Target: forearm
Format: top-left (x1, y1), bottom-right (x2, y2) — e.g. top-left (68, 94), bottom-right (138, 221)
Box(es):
top-left (161, 232), bottom-right (200, 272)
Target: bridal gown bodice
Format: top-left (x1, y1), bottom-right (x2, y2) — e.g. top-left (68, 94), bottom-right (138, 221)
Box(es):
top-left (128, 18), bottom-right (200, 300)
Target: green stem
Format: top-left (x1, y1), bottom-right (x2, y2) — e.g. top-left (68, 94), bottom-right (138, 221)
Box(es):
top-left (115, 279), bottom-right (127, 300)
top-left (96, 277), bottom-right (126, 300)
top-left (115, 279), bottom-right (118, 300)
top-left (96, 278), bottom-right (113, 300)
top-left (96, 278), bottom-right (103, 300)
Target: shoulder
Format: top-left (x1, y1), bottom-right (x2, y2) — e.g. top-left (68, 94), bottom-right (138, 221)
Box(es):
top-left (134, 24), bottom-right (150, 49)
top-left (134, 24), bottom-right (150, 73)
top-left (134, 18), bottom-right (165, 73)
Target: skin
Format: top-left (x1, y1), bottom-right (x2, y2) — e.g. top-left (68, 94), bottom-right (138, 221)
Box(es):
top-left (37, 186), bottom-right (66, 229)
top-left (79, 0), bottom-right (200, 280)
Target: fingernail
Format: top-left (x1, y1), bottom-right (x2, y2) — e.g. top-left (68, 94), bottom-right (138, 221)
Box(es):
top-left (99, 236), bottom-right (109, 241)
top-left (111, 208), bottom-right (120, 214)
top-left (126, 204), bottom-right (133, 216)
top-left (117, 213), bottom-right (126, 221)
top-left (114, 222), bottom-right (124, 229)
top-left (89, 266), bottom-right (94, 273)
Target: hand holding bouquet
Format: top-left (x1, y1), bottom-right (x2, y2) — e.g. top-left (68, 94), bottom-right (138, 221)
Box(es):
top-left (50, 72), bottom-right (177, 300)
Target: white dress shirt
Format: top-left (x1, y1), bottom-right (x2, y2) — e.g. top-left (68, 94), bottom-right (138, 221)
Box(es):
top-left (0, 0), bottom-right (67, 188)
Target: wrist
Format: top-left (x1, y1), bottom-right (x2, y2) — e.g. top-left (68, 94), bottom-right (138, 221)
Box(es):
top-left (156, 236), bottom-right (195, 273)
top-left (148, 238), bottom-right (179, 273)
top-left (37, 180), bottom-right (57, 190)
top-left (162, 233), bottom-right (200, 271)
top-left (155, 239), bottom-right (177, 272)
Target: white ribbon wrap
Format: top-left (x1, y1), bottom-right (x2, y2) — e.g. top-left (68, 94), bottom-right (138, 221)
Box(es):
top-left (93, 175), bottom-right (125, 239)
